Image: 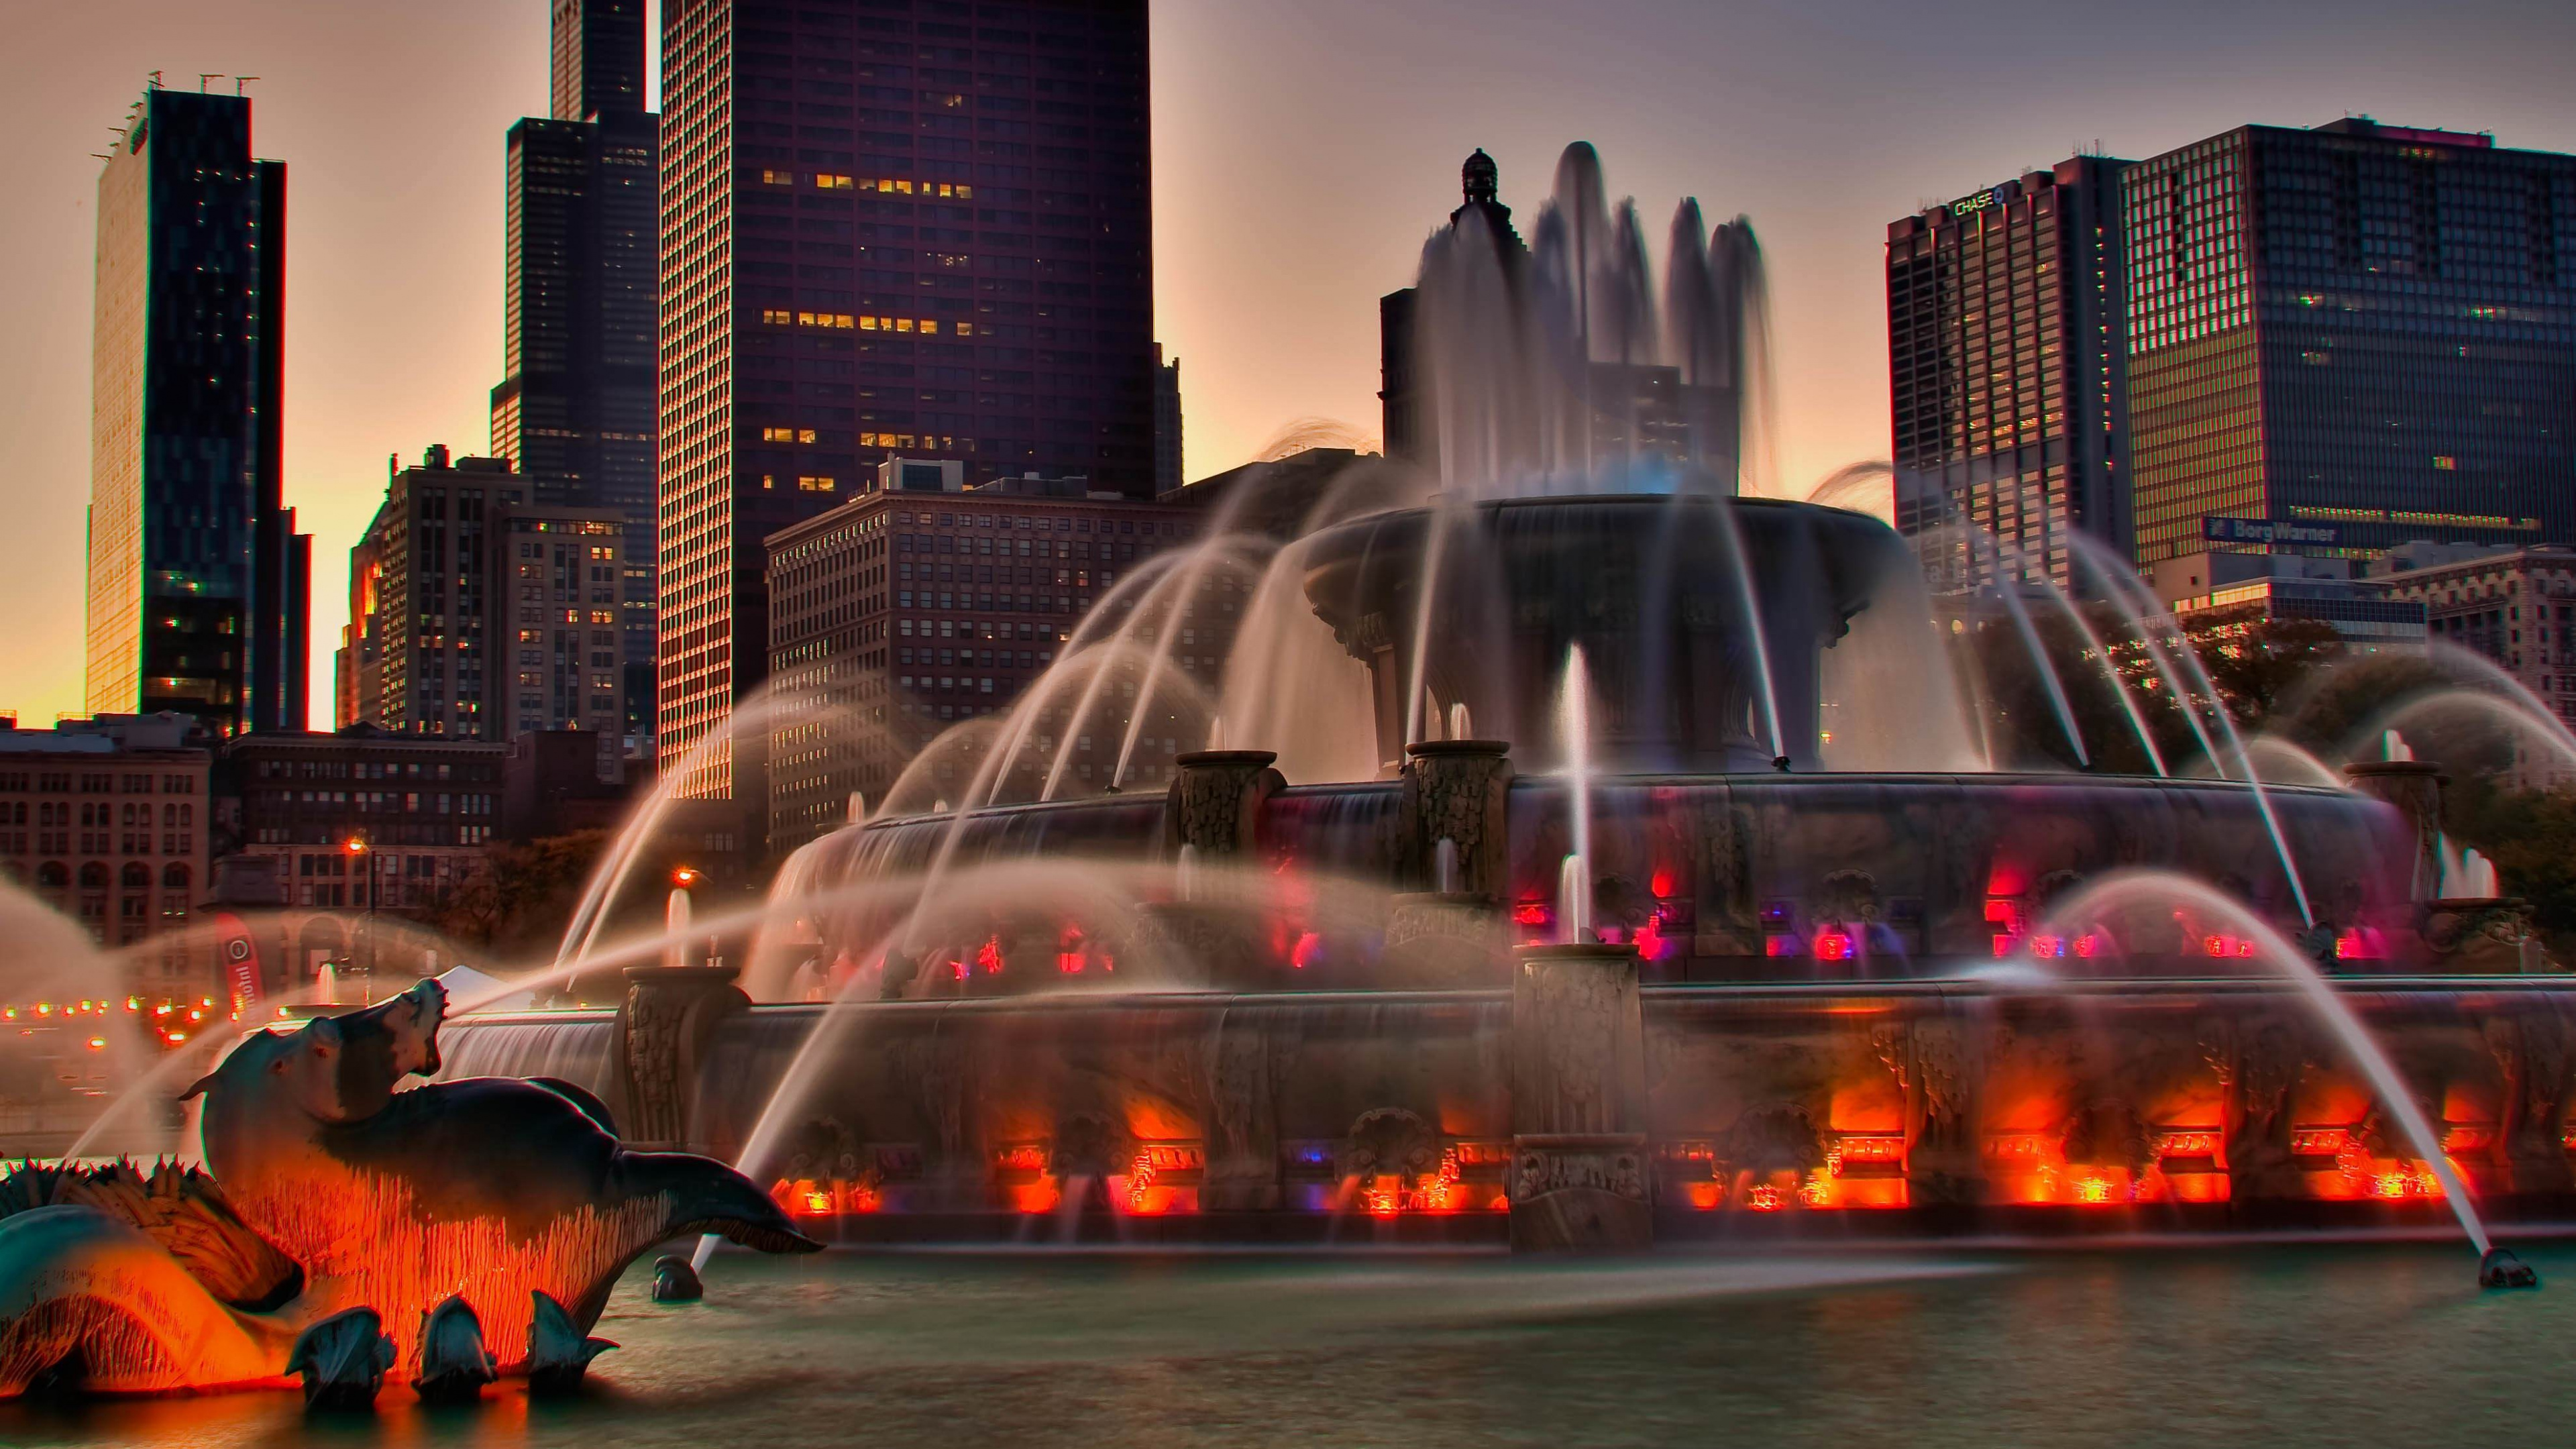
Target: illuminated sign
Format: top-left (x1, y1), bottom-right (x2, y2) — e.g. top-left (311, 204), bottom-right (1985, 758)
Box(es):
top-left (2204, 517), bottom-right (2343, 547)
top-left (1949, 187), bottom-right (2000, 215)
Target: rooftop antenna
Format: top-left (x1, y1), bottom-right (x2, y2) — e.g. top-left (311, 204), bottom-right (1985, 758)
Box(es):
top-left (147, 70), bottom-right (162, 90)
top-left (234, 76), bottom-right (258, 95)
top-left (198, 74), bottom-right (221, 93)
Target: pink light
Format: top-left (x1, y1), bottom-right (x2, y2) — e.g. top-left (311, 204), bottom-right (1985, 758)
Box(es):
top-left (1649, 869), bottom-right (1676, 899)
top-left (1813, 928), bottom-right (1855, 962)
top-left (1511, 900), bottom-right (1553, 928)
top-left (1289, 931), bottom-right (1322, 969)
top-left (2072, 933), bottom-right (2104, 959)
top-left (1633, 912), bottom-right (1670, 961)
top-left (1766, 934), bottom-right (1801, 958)
top-left (975, 938), bottom-right (1003, 974)
top-left (2028, 934), bottom-right (2067, 959)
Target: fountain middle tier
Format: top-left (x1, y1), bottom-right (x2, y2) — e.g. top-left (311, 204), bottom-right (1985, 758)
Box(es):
top-left (1295, 494), bottom-right (1938, 775)
top-left (757, 769), bottom-right (2412, 995)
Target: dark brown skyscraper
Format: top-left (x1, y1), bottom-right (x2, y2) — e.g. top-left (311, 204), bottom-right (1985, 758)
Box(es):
top-left (658, 0), bottom-right (1158, 843)
top-left (494, 0), bottom-right (661, 753)
top-left (551, 0), bottom-right (648, 123)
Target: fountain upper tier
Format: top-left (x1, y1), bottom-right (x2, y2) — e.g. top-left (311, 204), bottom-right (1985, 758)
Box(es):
top-left (1299, 494), bottom-right (1941, 776)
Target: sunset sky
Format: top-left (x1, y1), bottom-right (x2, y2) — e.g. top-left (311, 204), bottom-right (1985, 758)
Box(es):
top-left (0, 0), bottom-right (2569, 726)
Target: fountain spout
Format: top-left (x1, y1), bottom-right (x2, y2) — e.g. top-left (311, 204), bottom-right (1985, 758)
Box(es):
top-left (665, 888), bottom-right (694, 972)
top-left (2479, 1247), bottom-right (2541, 1289)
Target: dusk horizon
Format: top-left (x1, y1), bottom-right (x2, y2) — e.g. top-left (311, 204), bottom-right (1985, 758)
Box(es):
top-left (0, 0), bottom-right (2569, 724)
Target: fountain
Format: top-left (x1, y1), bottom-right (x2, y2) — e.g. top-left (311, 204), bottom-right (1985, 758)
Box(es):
top-left (397, 144), bottom-right (2576, 1273)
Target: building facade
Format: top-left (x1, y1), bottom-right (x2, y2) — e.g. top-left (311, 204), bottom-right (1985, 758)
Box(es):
top-left (0, 714), bottom-right (210, 971)
top-left (216, 729), bottom-right (506, 919)
top-left (2376, 545), bottom-right (2576, 726)
top-left (2125, 118), bottom-right (2576, 569)
top-left (657, 0), bottom-right (1161, 839)
top-left (345, 447), bottom-right (627, 745)
top-left (492, 0), bottom-right (662, 751)
top-left (762, 464), bottom-right (1201, 852)
top-left (1888, 156), bottom-right (2133, 588)
top-left (85, 84), bottom-right (310, 737)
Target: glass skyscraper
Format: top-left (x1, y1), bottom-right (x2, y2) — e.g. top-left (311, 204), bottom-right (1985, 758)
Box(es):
top-left (491, 0), bottom-right (661, 753)
top-left (86, 85), bottom-right (310, 737)
top-left (2125, 119), bottom-right (2576, 566)
top-left (1886, 156), bottom-right (2133, 588)
top-left (657, 0), bottom-right (1157, 832)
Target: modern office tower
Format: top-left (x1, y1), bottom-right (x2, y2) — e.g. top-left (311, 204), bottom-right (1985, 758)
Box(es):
top-left (86, 83), bottom-right (311, 737)
top-left (763, 462), bottom-right (1201, 853)
top-left (551, 0), bottom-right (647, 122)
top-left (1886, 156), bottom-right (2133, 588)
top-left (659, 0), bottom-right (1159, 849)
top-left (346, 447), bottom-right (627, 747)
top-left (2125, 118), bottom-right (2576, 571)
top-left (491, 0), bottom-right (661, 755)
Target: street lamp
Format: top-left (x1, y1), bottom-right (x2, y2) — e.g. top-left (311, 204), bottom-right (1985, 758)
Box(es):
top-left (344, 837), bottom-right (378, 989)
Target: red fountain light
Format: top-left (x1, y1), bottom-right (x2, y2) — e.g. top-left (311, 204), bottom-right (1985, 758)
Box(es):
top-left (1811, 927), bottom-right (1855, 963)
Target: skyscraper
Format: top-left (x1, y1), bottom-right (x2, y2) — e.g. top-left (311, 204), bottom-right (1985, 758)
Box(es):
top-left (491, 0), bottom-right (661, 755)
top-left (658, 0), bottom-right (1158, 839)
top-left (1886, 156), bottom-right (2132, 588)
top-left (2124, 119), bottom-right (2576, 569)
top-left (87, 83), bottom-right (311, 738)
top-left (551, 0), bottom-right (647, 123)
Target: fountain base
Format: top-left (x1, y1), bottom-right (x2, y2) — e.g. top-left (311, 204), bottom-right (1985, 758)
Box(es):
top-left (1509, 1132), bottom-right (1653, 1251)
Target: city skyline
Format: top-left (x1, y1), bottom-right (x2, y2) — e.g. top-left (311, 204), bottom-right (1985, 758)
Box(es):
top-left (0, 0), bottom-right (2572, 727)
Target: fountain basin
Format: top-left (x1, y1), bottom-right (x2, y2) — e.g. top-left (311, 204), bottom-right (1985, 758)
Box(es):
top-left (767, 770), bottom-right (2414, 994)
top-left (442, 974), bottom-right (2576, 1242)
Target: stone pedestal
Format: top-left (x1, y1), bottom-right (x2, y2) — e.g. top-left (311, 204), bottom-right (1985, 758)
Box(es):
top-left (2343, 760), bottom-right (2445, 902)
top-left (2426, 898), bottom-right (2548, 973)
top-left (1166, 750), bottom-right (1285, 871)
top-left (1154, 751), bottom-right (1285, 984)
top-left (613, 965), bottom-right (749, 1153)
top-left (1397, 740), bottom-right (1513, 898)
top-left (1508, 943), bottom-right (1651, 1250)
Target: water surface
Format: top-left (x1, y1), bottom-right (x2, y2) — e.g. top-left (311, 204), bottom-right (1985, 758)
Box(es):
top-left (1, 1242), bottom-right (2559, 1447)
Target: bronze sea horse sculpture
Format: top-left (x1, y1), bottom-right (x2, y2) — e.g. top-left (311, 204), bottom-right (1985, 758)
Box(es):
top-left (0, 979), bottom-right (819, 1397)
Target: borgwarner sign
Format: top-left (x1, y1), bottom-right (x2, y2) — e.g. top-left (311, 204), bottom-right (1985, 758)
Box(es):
top-left (2204, 517), bottom-right (2343, 547)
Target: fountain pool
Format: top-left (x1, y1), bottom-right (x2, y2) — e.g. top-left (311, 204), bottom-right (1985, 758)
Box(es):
top-left (3, 1242), bottom-right (2569, 1447)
